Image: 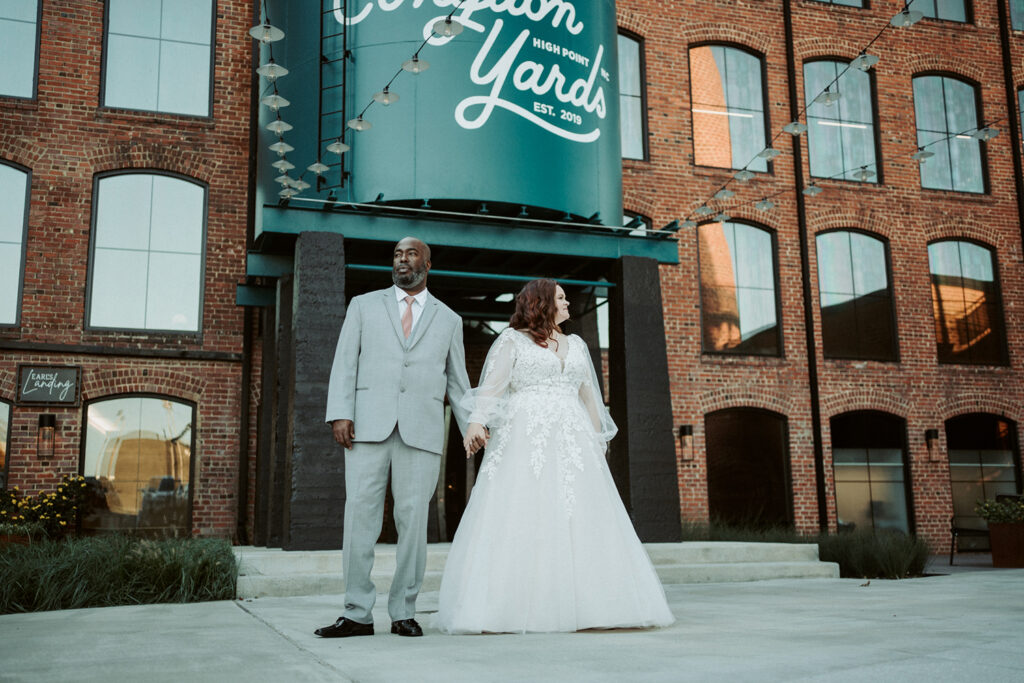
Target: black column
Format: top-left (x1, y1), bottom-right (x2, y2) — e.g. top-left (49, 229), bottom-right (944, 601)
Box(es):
top-left (282, 232), bottom-right (348, 550)
top-left (266, 275), bottom-right (293, 547)
top-left (253, 307), bottom-right (276, 546)
top-left (608, 256), bottom-right (681, 542)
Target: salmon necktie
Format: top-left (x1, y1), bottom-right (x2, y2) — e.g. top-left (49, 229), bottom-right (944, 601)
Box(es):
top-left (402, 295), bottom-right (415, 338)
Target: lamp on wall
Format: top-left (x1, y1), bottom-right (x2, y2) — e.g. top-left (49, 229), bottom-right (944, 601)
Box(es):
top-left (678, 425), bottom-right (695, 462)
top-left (925, 429), bottom-right (940, 461)
top-left (37, 414), bottom-right (56, 459)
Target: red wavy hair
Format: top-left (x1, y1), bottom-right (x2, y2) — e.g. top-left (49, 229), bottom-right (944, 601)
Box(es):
top-left (509, 278), bottom-right (561, 347)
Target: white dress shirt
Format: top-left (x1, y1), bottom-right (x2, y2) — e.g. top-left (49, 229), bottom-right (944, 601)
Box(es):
top-left (394, 285), bottom-right (429, 334)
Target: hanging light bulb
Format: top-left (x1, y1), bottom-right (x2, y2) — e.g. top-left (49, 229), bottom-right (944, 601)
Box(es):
top-left (274, 173), bottom-right (294, 186)
top-left (681, 219), bottom-right (697, 229)
top-left (695, 205), bottom-right (714, 216)
top-left (307, 161), bottom-right (330, 175)
top-left (373, 87), bottom-right (400, 105)
top-left (851, 52), bottom-right (880, 72)
top-left (249, 22), bottom-right (284, 43)
top-left (256, 58), bottom-right (289, 81)
top-left (803, 184), bottom-right (823, 197)
top-left (890, 7), bottom-right (924, 27)
top-left (432, 17), bottom-right (464, 37)
top-left (734, 170), bottom-right (755, 182)
top-left (402, 55), bottom-right (430, 74)
top-left (292, 179), bottom-right (311, 191)
top-left (783, 121), bottom-right (807, 135)
top-left (852, 166), bottom-right (876, 182)
top-left (348, 116), bottom-right (372, 131)
top-left (755, 198), bottom-right (775, 211)
top-left (279, 187), bottom-right (297, 198)
top-left (261, 94), bottom-right (290, 111)
top-left (271, 158), bottom-right (294, 171)
top-left (326, 140), bottom-right (351, 155)
top-left (757, 147), bottom-right (781, 160)
top-left (269, 140), bottom-right (294, 156)
top-left (814, 87), bottom-right (841, 106)
top-left (266, 117), bottom-right (293, 134)
top-left (973, 127), bottom-right (1000, 141)
top-left (714, 188), bottom-right (736, 200)
top-left (912, 147), bottom-right (934, 162)
top-left (714, 212), bottom-right (731, 223)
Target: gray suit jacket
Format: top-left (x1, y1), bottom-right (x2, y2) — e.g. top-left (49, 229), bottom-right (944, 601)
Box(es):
top-left (325, 288), bottom-right (471, 454)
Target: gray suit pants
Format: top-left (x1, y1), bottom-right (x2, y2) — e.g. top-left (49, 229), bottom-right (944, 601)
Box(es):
top-left (342, 427), bottom-right (441, 623)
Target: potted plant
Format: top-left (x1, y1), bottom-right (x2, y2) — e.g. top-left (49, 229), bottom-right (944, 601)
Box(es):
top-left (975, 497), bottom-right (1024, 568)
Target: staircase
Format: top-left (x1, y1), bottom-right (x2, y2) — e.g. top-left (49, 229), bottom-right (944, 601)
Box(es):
top-left (235, 542), bottom-right (839, 599)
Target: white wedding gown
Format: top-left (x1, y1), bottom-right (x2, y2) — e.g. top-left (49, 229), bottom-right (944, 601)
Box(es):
top-left (437, 329), bottom-right (675, 634)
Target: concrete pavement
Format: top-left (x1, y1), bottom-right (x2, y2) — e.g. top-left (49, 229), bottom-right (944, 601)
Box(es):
top-left (1, 560), bottom-right (1022, 682)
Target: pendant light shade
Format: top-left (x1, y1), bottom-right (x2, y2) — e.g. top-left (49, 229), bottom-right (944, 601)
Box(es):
top-left (271, 158), bottom-right (294, 171)
top-left (266, 118), bottom-right (293, 134)
top-left (373, 87), bottom-right (400, 105)
top-left (307, 161), bottom-right (330, 175)
top-left (432, 17), bottom-right (464, 37)
top-left (755, 198), bottom-right (775, 211)
top-left (269, 140), bottom-right (294, 155)
top-left (326, 140), bottom-right (351, 155)
top-left (256, 58), bottom-right (289, 81)
top-left (402, 55), bottom-right (430, 74)
top-left (261, 94), bottom-right (290, 111)
top-left (249, 22), bottom-right (284, 43)
top-left (783, 121), bottom-right (807, 135)
top-left (348, 116), bottom-right (372, 131)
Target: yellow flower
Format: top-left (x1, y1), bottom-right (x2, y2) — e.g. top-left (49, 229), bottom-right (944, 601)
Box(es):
top-left (59, 521), bottom-right (66, 526)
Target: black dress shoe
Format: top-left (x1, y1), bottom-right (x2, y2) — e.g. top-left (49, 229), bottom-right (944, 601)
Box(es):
top-left (390, 618), bottom-right (423, 637)
top-left (315, 617), bottom-right (374, 638)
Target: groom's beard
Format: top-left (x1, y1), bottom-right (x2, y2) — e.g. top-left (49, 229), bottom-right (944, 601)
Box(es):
top-left (393, 263), bottom-right (427, 289)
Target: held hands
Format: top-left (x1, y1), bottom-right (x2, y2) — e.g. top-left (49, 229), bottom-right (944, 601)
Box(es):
top-left (332, 419), bottom-right (355, 449)
top-left (464, 422), bottom-right (489, 458)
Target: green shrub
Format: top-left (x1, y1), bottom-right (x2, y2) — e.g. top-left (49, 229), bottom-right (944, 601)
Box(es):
top-left (0, 535), bottom-right (237, 614)
top-left (976, 498), bottom-right (1024, 523)
top-left (679, 520), bottom-right (930, 579)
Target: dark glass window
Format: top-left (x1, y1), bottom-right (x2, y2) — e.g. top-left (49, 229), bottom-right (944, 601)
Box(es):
top-left (947, 414), bottom-right (1020, 544)
top-left (831, 412), bottom-right (912, 534)
top-left (623, 211), bottom-right (651, 236)
top-left (1013, 0), bottom-right (1024, 30)
top-left (804, 60), bottom-right (879, 182)
top-left (699, 221), bottom-right (780, 356)
top-left (816, 231), bottom-right (897, 360)
top-left (810, 0), bottom-right (864, 6)
top-left (689, 45), bottom-right (768, 171)
top-left (618, 32), bottom-right (646, 160)
top-left (912, 75), bottom-right (984, 193)
top-left (0, 0), bottom-right (39, 98)
top-left (88, 173), bottom-right (206, 332)
top-left (0, 399), bottom-right (10, 490)
top-left (82, 395), bottom-right (195, 536)
top-left (103, 0), bottom-right (214, 116)
top-left (928, 240), bottom-right (1007, 365)
top-left (908, 0), bottom-right (968, 22)
top-left (706, 408), bottom-right (792, 528)
top-left (0, 162), bottom-right (29, 326)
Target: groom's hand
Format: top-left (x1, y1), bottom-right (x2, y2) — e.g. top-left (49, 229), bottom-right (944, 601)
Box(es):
top-left (332, 419), bottom-right (355, 449)
top-left (464, 423), bottom-right (489, 458)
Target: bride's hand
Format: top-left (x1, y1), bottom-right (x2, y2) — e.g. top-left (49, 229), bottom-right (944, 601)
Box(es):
top-left (464, 422), bottom-right (489, 458)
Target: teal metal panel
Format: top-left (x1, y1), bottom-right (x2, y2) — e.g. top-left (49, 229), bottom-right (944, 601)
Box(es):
top-left (236, 285), bottom-right (277, 307)
top-left (247, 253), bottom-right (295, 277)
top-left (345, 263), bottom-right (615, 288)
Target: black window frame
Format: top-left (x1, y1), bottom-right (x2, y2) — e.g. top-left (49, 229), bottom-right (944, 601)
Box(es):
top-left (697, 219), bottom-right (785, 358)
top-left (927, 237), bottom-right (1009, 366)
top-left (0, 397), bottom-right (11, 491)
top-left (687, 42), bottom-right (773, 174)
top-left (0, 0), bottom-right (42, 101)
top-left (78, 392), bottom-right (198, 535)
top-left (84, 169), bottom-right (208, 337)
top-left (806, 0), bottom-right (869, 8)
top-left (815, 228), bottom-right (899, 362)
top-left (912, 71), bottom-right (990, 195)
top-left (0, 160), bottom-right (31, 329)
top-left (99, 0), bottom-right (217, 119)
top-left (617, 29), bottom-right (649, 162)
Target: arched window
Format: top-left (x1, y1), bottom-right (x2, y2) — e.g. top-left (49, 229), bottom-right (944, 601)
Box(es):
top-left (689, 45), bottom-right (769, 171)
top-left (81, 395), bottom-right (195, 536)
top-left (912, 74), bottom-right (985, 193)
top-left (0, 399), bottom-right (10, 490)
top-left (946, 414), bottom-right (1021, 544)
top-left (803, 59), bottom-right (880, 183)
top-left (698, 221), bottom-right (781, 356)
top-left (102, 0), bottom-right (215, 116)
top-left (908, 0), bottom-right (969, 23)
top-left (705, 408), bottom-right (792, 528)
top-left (87, 172), bottom-right (206, 333)
top-left (927, 239), bottom-right (1007, 365)
top-left (831, 411), bottom-right (912, 534)
top-left (1, 162), bottom-right (29, 327)
top-left (816, 230), bottom-right (897, 361)
top-left (0, 0), bottom-right (40, 99)
top-left (618, 31), bottom-right (647, 160)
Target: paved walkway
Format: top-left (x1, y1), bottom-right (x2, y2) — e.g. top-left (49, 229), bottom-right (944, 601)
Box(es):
top-left (1, 561), bottom-right (1022, 682)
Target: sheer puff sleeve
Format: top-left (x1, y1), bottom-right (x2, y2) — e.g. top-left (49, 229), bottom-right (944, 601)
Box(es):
top-left (576, 336), bottom-right (617, 443)
top-left (459, 328), bottom-right (516, 430)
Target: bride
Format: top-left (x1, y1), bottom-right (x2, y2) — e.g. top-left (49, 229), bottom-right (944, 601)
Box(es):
top-left (436, 279), bottom-right (674, 634)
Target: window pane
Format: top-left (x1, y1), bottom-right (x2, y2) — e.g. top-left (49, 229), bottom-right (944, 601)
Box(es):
top-left (872, 482), bottom-right (909, 532)
top-left (690, 46), bottom-right (766, 171)
top-left (618, 34), bottom-right (644, 160)
top-left (831, 412), bottom-right (910, 533)
top-left (946, 415), bottom-right (1022, 532)
top-left (929, 240), bottom-right (1006, 364)
top-left (158, 41), bottom-right (210, 117)
top-left (0, 400), bottom-right (9, 486)
top-left (82, 396), bottom-right (193, 535)
top-left (104, 35), bottom-right (160, 111)
top-left (914, 76), bottom-right (983, 193)
top-left (836, 482), bottom-right (872, 531)
top-left (0, 2), bottom-right (37, 99)
top-left (161, 0), bottom-right (212, 43)
top-left (0, 164), bottom-right (28, 325)
top-left (909, 0), bottom-right (967, 21)
top-left (1013, 0), bottom-right (1024, 31)
top-left (108, 0), bottom-right (161, 38)
top-left (150, 176), bottom-right (204, 252)
top-left (850, 232), bottom-right (888, 294)
top-left (146, 252), bottom-right (201, 330)
top-left (805, 61), bottom-right (877, 181)
top-left (95, 175), bottom-right (153, 251)
top-left (90, 249), bottom-right (148, 328)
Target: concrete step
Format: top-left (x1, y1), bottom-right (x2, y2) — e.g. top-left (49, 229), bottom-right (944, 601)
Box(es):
top-left (235, 542), bottom-right (839, 599)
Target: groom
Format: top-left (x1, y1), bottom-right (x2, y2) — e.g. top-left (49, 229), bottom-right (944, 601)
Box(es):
top-left (317, 236), bottom-right (479, 638)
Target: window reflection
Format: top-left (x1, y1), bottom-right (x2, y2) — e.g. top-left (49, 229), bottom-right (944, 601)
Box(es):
top-left (0, 0), bottom-right (38, 98)
top-left (103, 0), bottom-right (213, 116)
top-left (618, 33), bottom-right (645, 160)
top-left (947, 414), bottom-right (1020, 549)
top-left (1014, 0), bottom-right (1024, 31)
top-left (831, 412), bottom-right (911, 534)
top-left (689, 45), bottom-right (767, 171)
top-left (82, 396), bottom-right (193, 536)
top-left (699, 221), bottom-right (780, 355)
top-left (928, 240), bottom-right (1007, 365)
top-left (0, 163), bottom-right (29, 326)
top-left (913, 75), bottom-right (984, 193)
top-left (804, 61), bottom-right (878, 182)
top-left (89, 173), bottom-right (205, 332)
top-left (908, 0), bottom-right (968, 22)
top-left (0, 400), bottom-right (10, 490)
top-left (816, 231), bottom-right (897, 360)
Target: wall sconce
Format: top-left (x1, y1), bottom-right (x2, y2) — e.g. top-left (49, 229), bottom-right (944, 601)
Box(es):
top-left (924, 428), bottom-right (940, 462)
top-left (678, 424), bottom-right (695, 462)
top-left (37, 414), bottom-right (56, 459)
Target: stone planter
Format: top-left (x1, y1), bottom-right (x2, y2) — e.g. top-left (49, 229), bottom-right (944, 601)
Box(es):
top-left (988, 522), bottom-right (1024, 568)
